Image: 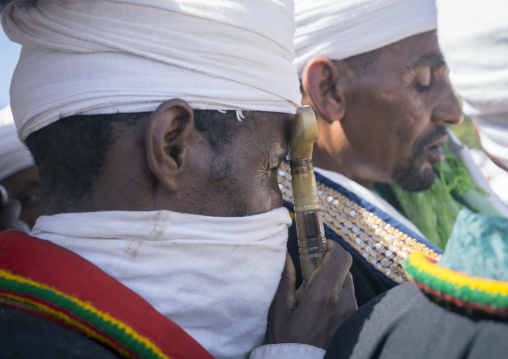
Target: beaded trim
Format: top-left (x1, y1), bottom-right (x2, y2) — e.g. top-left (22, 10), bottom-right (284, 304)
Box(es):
top-left (406, 252), bottom-right (508, 315)
top-left (278, 161), bottom-right (441, 284)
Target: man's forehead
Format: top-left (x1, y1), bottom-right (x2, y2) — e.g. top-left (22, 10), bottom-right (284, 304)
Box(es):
top-left (261, 112), bottom-right (292, 154)
top-left (269, 112), bottom-right (293, 141)
top-left (237, 111), bottom-right (292, 141)
top-left (231, 111), bottom-right (290, 162)
top-left (380, 31), bottom-right (445, 69)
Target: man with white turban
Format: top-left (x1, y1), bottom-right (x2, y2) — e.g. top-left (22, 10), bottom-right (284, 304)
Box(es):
top-left (0, 1), bottom-right (356, 358)
top-left (280, 0), bottom-right (504, 307)
top-left (0, 105), bottom-right (40, 231)
top-left (324, 1), bottom-right (508, 357)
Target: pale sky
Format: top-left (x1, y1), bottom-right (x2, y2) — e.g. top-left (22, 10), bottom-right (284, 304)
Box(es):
top-left (0, 26), bottom-right (21, 109)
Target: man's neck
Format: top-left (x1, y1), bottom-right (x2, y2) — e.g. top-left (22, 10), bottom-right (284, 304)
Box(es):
top-left (313, 143), bottom-right (374, 189)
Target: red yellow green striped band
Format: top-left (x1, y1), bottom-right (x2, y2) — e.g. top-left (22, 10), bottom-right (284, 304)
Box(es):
top-left (0, 230), bottom-right (213, 359)
top-left (0, 269), bottom-right (167, 359)
top-left (405, 251), bottom-right (508, 315)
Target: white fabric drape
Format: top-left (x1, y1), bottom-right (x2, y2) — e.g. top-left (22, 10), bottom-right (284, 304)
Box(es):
top-left (2, 0), bottom-right (301, 141)
top-left (31, 208), bottom-right (292, 359)
top-left (294, 0), bottom-right (437, 75)
top-left (0, 105), bottom-right (33, 181)
top-left (437, 0), bottom-right (508, 170)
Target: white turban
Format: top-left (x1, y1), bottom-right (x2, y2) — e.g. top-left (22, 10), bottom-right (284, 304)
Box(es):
top-left (2, 0), bottom-right (301, 141)
top-left (294, 0), bottom-right (437, 75)
top-left (437, 0), bottom-right (508, 170)
top-left (0, 105), bottom-right (34, 181)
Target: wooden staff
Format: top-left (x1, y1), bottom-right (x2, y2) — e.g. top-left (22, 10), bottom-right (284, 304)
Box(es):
top-left (288, 106), bottom-right (327, 287)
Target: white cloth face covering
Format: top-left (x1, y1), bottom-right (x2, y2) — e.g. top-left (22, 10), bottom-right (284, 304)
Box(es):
top-left (0, 105), bottom-right (33, 181)
top-left (31, 208), bottom-right (292, 359)
top-left (2, 0), bottom-right (301, 141)
top-left (293, 0), bottom-right (437, 75)
top-left (437, 0), bottom-right (508, 170)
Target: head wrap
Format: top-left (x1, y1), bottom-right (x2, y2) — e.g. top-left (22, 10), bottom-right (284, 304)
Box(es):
top-left (437, 0), bottom-right (508, 170)
top-left (2, 0), bottom-right (301, 141)
top-left (293, 0), bottom-right (437, 75)
top-left (0, 105), bottom-right (33, 181)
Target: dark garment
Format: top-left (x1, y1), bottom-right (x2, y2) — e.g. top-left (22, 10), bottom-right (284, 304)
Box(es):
top-left (0, 305), bottom-right (121, 359)
top-left (325, 281), bottom-right (508, 359)
top-left (287, 220), bottom-right (392, 307)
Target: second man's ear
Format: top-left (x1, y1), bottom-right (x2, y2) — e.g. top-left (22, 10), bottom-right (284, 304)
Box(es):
top-left (145, 98), bottom-right (195, 191)
top-left (301, 56), bottom-right (346, 124)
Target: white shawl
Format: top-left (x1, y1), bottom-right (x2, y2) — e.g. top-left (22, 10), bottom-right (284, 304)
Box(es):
top-left (31, 208), bottom-right (292, 359)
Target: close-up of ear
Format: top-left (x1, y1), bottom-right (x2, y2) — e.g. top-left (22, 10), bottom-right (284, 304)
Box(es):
top-left (145, 98), bottom-right (195, 191)
top-left (301, 56), bottom-right (346, 124)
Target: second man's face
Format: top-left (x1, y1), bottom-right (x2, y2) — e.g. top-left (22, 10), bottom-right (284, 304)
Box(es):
top-left (342, 30), bottom-right (463, 191)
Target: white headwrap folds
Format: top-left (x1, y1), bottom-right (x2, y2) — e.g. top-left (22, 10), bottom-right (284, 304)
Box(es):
top-left (437, 0), bottom-right (508, 170)
top-left (2, 0), bottom-right (301, 140)
top-left (0, 105), bottom-right (33, 181)
top-left (294, 0), bottom-right (437, 75)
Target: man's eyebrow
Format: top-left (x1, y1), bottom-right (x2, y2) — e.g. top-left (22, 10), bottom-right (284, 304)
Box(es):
top-left (411, 53), bottom-right (446, 69)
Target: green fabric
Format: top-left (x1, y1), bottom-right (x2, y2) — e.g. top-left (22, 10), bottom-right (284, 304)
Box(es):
top-left (378, 144), bottom-right (499, 250)
top-left (439, 209), bottom-right (508, 281)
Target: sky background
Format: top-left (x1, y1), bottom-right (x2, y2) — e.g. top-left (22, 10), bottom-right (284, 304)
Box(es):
top-left (1, 26), bottom-right (21, 109)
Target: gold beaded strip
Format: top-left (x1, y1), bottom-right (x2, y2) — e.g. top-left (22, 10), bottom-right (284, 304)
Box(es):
top-left (278, 162), bottom-right (441, 284)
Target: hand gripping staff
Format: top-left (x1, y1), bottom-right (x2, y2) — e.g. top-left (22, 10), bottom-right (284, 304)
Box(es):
top-left (288, 106), bottom-right (327, 287)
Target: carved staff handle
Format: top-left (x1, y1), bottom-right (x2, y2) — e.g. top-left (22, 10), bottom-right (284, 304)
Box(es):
top-left (288, 106), bottom-right (327, 287)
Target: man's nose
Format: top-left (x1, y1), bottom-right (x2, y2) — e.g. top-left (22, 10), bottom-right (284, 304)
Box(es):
top-left (432, 81), bottom-right (463, 125)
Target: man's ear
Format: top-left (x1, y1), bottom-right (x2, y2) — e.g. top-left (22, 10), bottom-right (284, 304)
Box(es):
top-left (301, 56), bottom-right (346, 124)
top-left (145, 98), bottom-right (194, 191)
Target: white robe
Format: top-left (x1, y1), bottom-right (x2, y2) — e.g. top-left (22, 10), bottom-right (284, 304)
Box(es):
top-left (31, 208), bottom-right (325, 359)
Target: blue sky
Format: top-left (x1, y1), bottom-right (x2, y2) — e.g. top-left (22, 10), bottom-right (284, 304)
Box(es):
top-left (0, 26), bottom-right (21, 108)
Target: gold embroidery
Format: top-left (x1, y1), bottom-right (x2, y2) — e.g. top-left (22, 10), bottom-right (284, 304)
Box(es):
top-left (278, 162), bottom-right (441, 284)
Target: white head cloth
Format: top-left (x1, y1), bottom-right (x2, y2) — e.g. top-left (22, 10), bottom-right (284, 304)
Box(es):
top-left (2, 0), bottom-right (301, 141)
top-left (437, 0), bottom-right (508, 170)
top-left (0, 105), bottom-right (33, 181)
top-left (294, 0), bottom-right (437, 75)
